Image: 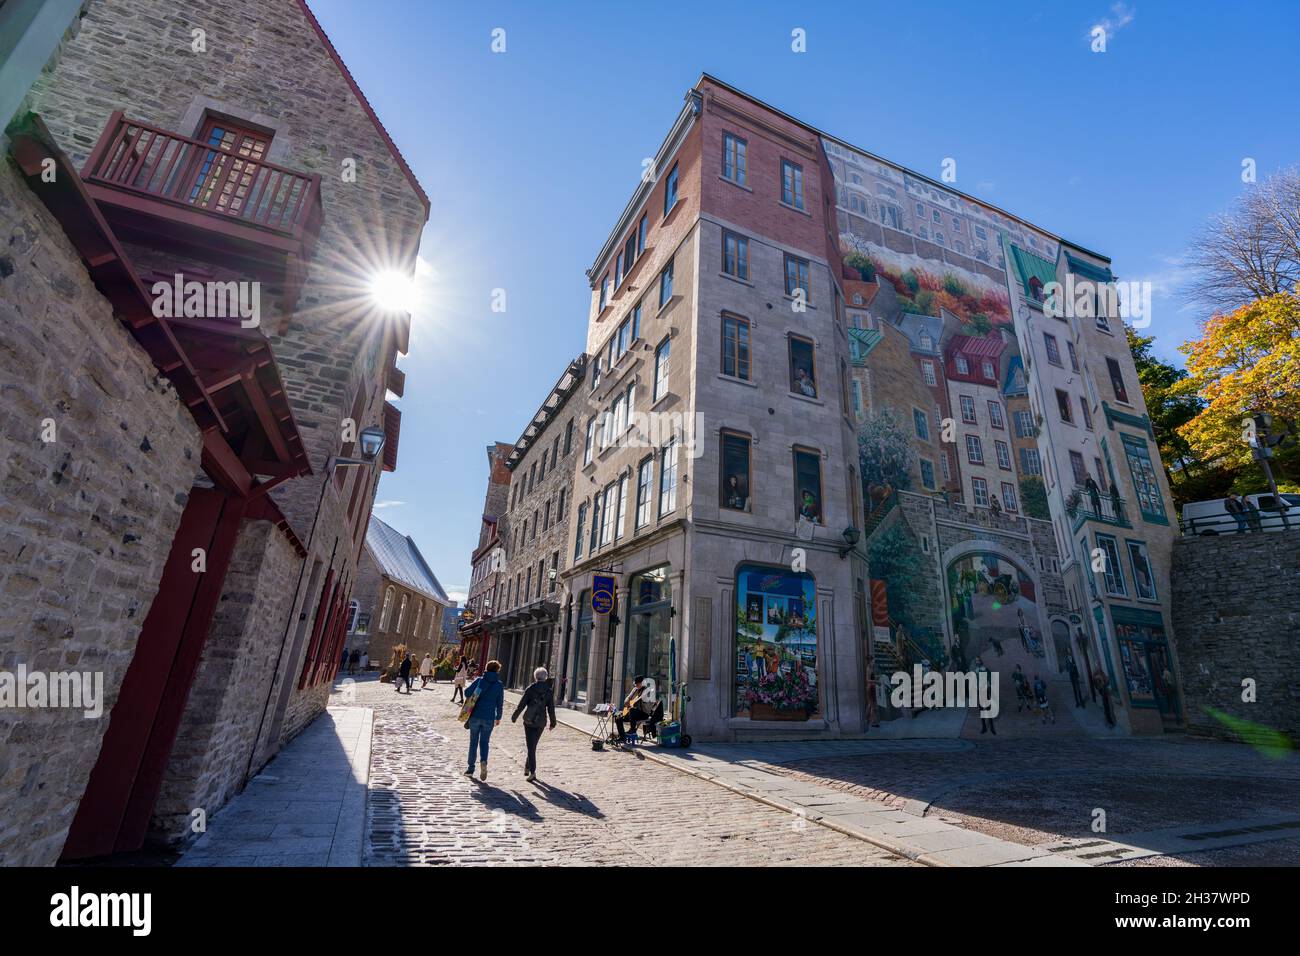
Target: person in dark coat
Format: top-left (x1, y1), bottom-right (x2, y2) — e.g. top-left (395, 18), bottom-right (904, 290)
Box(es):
top-left (396, 653), bottom-right (412, 694)
top-left (511, 666), bottom-right (558, 781)
top-left (463, 660), bottom-right (505, 781)
top-left (1092, 669), bottom-right (1115, 726)
top-left (1066, 655), bottom-right (1085, 708)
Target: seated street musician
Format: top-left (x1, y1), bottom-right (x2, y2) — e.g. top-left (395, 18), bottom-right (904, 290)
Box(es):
top-left (615, 676), bottom-right (657, 741)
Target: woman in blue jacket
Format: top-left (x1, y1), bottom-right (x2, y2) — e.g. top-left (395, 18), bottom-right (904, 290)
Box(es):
top-left (463, 660), bottom-right (505, 781)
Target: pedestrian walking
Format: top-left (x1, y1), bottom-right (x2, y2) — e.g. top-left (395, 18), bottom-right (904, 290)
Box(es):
top-left (1225, 492), bottom-right (1248, 533)
top-left (359, 651), bottom-right (369, 673)
top-left (396, 653), bottom-right (412, 693)
top-left (419, 652), bottom-right (434, 688)
top-left (973, 658), bottom-right (996, 735)
top-left (1012, 664), bottom-right (1031, 713)
top-left (348, 648), bottom-right (360, 675)
top-left (1092, 669), bottom-right (1115, 726)
top-left (450, 658), bottom-right (468, 703)
top-left (1066, 655), bottom-right (1085, 708)
top-left (511, 666), bottom-right (557, 781)
top-left (462, 660), bottom-right (505, 782)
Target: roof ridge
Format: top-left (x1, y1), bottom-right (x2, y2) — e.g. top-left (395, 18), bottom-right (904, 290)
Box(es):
top-left (295, 0), bottom-right (430, 219)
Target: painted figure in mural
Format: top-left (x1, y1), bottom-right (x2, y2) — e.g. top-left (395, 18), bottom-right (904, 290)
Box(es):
top-left (725, 474), bottom-right (747, 510)
top-left (1084, 475), bottom-right (1102, 516)
top-left (973, 658), bottom-right (997, 735)
top-left (799, 489), bottom-right (820, 522)
top-left (793, 366), bottom-right (817, 398)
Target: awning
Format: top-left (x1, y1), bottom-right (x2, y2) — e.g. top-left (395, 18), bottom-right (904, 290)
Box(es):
top-left (1063, 251), bottom-right (1114, 284)
top-left (1009, 243), bottom-right (1058, 301)
top-left (848, 327), bottom-right (882, 366)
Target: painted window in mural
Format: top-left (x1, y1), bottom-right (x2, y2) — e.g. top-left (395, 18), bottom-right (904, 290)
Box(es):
top-left (1095, 533), bottom-right (1127, 596)
top-left (1114, 612), bottom-right (1175, 714)
top-left (793, 448), bottom-right (822, 523)
top-left (1126, 540), bottom-right (1158, 600)
top-left (788, 335), bottom-right (817, 397)
top-left (946, 552), bottom-right (1038, 670)
top-left (721, 431), bottom-right (751, 512)
top-left (734, 564), bottom-right (818, 718)
top-left (1121, 433), bottom-right (1167, 522)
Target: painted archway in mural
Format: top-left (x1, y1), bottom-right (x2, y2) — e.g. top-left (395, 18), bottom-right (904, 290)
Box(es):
top-left (939, 541), bottom-right (1053, 672)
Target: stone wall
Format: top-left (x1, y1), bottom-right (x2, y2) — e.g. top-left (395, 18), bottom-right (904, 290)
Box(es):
top-left (149, 519), bottom-right (301, 845)
top-left (1172, 530), bottom-right (1300, 742)
top-left (0, 158), bottom-right (202, 866)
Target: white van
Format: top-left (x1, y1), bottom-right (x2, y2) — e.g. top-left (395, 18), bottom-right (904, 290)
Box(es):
top-left (1181, 492), bottom-right (1300, 535)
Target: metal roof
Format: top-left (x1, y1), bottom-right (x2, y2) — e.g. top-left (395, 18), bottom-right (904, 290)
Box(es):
top-left (365, 515), bottom-right (448, 603)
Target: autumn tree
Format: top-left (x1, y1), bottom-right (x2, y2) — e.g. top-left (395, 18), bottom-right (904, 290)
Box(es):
top-left (1177, 291), bottom-right (1300, 491)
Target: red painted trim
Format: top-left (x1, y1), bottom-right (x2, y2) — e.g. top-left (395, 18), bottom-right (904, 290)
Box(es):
top-left (295, 0), bottom-right (430, 220)
top-left (299, 570), bottom-right (336, 689)
top-left (61, 488), bottom-right (244, 859)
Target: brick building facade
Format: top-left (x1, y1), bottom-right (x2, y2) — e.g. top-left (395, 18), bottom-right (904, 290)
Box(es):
top-left (0, 0), bottom-right (427, 863)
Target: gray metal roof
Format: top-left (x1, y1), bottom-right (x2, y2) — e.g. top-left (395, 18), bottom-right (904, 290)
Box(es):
top-left (365, 516), bottom-right (448, 604)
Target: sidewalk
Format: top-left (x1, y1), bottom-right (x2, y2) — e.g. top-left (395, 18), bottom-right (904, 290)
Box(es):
top-left (510, 692), bottom-right (1085, 867)
top-left (176, 705), bottom-right (372, 867)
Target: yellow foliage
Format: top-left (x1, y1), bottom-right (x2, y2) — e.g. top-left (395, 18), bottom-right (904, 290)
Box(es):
top-left (1178, 291), bottom-right (1300, 466)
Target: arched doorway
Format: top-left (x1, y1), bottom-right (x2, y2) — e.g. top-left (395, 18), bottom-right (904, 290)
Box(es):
top-left (941, 543), bottom-right (1049, 671)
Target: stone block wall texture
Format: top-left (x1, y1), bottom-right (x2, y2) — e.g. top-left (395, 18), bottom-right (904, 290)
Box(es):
top-left (7, 0), bottom-right (428, 857)
top-left (149, 519), bottom-right (300, 844)
top-left (0, 158), bottom-right (201, 866)
top-left (1172, 530), bottom-right (1300, 741)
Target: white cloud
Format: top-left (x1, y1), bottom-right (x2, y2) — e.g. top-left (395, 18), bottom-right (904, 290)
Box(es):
top-left (445, 588), bottom-right (469, 604)
top-left (1089, 2), bottom-right (1136, 43)
top-left (372, 500), bottom-right (406, 510)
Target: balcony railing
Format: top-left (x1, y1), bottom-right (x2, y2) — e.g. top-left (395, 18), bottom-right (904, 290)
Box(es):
top-left (1068, 487), bottom-right (1130, 531)
top-left (84, 111), bottom-right (321, 241)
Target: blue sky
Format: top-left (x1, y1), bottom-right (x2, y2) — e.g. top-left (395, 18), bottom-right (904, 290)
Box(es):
top-left (307, 0), bottom-right (1300, 601)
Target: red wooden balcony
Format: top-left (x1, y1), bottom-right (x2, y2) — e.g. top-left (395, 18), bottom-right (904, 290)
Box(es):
top-left (82, 111), bottom-right (323, 309)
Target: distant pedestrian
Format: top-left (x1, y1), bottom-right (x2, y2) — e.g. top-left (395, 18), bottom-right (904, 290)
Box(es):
top-left (973, 658), bottom-right (996, 735)
top-left (359, 652), bottom-right (369, 672)
top-left (989, 633), bottom-right (1004, 657)
top-left (1225, 493), bottom-right (1247, 533)
top-left (1067, 655), bottom-right (1085, 708)
top-left (348, 649), bottom-right (360, 675)
top-left (511, 666), bottom-right (557, 781)
top-left (451, 658), bottom-right (468, 703)
top-left (462, 660), bottom-right (505, 782)
top-left (1160, 665), bottom-right (1179, 717)
top-left (1012, 664), bottom-right (1031, 713)
top-left (1092, 669), bottom-right (1115, 727)
top-left (340, 646), bottom-right (349, 672)
top-left (396, 653), bottom-right (412, 693)
top-left (419, 653), bottom-right (435, 688)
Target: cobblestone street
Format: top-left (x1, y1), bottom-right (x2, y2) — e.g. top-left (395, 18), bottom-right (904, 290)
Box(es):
top-left (357, 678), bottom-right (913, 867)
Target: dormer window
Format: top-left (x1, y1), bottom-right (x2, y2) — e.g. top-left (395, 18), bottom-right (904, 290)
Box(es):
top-left (1028, 276), bottom-right (1045, 303)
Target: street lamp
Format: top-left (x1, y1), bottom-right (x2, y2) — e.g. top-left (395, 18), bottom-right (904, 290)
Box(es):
top-left (332, 425), bottom-right (386, 470)
top-left (838, 526), bottom-right (861, 559)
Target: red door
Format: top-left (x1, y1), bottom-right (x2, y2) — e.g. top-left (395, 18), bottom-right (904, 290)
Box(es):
top-left (62, 487), bottom-right (246, 859)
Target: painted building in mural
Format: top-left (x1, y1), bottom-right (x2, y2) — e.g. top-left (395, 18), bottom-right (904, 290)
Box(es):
top-left (472, 73), bottom-right (1182, 741)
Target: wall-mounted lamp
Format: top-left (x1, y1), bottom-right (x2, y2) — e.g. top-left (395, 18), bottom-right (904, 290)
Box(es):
top-left (837, 526), bottom-right (861, 559)
top-left (331, 425), bottom-right (386, 471)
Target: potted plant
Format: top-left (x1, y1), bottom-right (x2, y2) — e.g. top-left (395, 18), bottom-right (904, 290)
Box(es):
top-left (745, 667), bottom-right (817, 720)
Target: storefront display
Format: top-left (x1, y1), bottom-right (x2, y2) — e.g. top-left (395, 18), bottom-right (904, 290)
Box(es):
top-left (734, 564), bottom-right (819, 717)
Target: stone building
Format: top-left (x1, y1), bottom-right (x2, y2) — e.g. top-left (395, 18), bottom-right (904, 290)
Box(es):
top-left (459, 441), bottom-right (513, 664)
top-left (467, 355), bottom-right (585, 689)
top-left (348, 516), bottom-right (449, 671)
top-left (0, 0), bottom-right (427, 864)
top-left (544, 74), bottom-right (1176, 740)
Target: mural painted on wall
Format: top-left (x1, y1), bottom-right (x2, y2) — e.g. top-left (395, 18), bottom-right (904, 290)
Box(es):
top-left (734, 565), bottom-right (819, 719)
top-left (825, 136), bottom-right (1065, 691)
